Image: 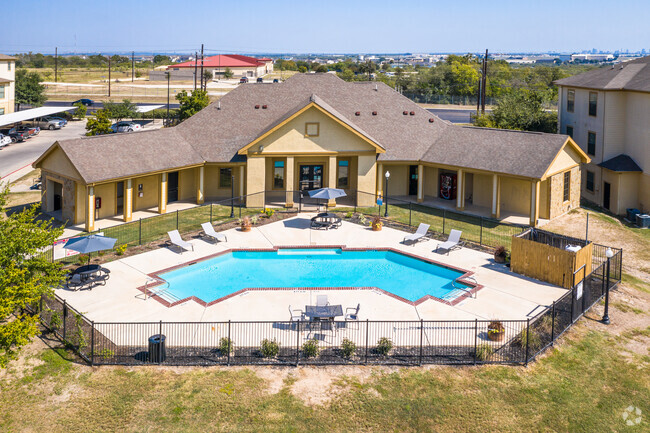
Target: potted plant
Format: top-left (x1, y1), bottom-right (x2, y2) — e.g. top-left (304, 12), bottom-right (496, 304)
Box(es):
top-left (371, 215), bottom-right (383, 231)
top-left (487, 320), bottom-right (505, 342)
top-left (494, 246), bottom-right (507, 263)
top-left (240, 216), bottom-right (252, 232)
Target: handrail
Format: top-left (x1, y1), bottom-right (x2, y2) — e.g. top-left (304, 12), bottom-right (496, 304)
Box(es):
top-left (451, 276), bottom-right (477, 299)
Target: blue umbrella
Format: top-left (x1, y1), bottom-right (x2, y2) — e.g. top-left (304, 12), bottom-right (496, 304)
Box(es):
top-left (308, 188), bottom-right (347, 211)
top-left (64, 235), bottom-right (117, 264)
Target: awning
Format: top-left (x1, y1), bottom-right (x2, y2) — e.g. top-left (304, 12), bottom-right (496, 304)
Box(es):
top-left (0, 106), bottom-right (76, 127)
top-left (136, 104), bottom-right (164, 113)
top-left (598, 154), bottom-right (642, 172)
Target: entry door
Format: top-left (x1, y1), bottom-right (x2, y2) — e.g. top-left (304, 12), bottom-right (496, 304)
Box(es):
top-left (168, 172), bottom-right (179, 203)
top-left (116, 181), bottom-right (124, 215)
top-left (409, 165), bottom-right (418, 196)
top-left (299, 165), bottom-right (323, 191)
top-left (603, 182), bottom-right (611, 210)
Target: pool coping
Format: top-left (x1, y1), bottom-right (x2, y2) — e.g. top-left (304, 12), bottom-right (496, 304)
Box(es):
top-left (136, 245), bottom-right (483, 309)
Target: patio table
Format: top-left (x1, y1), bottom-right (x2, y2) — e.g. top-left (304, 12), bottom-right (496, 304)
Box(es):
top-left (310, 213), bottom-right (342, 230)
top-left (304, 304), bottom-right (344, 320)
top-left (73, 264), bottom-right (101, 280)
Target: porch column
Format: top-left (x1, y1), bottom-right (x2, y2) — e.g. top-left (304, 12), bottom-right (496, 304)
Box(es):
top-left (124, 178), bottom-right (133, 222)
top-left (376, 163), bottom-right (383, 198)
top-left (417, 164), bottom-right (424, 203)
top-left (239, 166), bottom-right (245, 198)
top-left (196, 166), bottom-right (204, 205)
top-left (327, 155), bottom-right (337, 207)
top-left (285, 156), bottom-right (294, 207)
top-left (456, 168), bottom-right (465, 211)
top-left (491, 174), bottom-right (500, 219)
top-left (158, 172), bottom-right (167, 214)
top-left (85, 186), bottom-right (95, 232)
top-left (530, 180), bottom-right (540, 227)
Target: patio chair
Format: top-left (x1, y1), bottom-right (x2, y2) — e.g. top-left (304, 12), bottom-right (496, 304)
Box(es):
top-left (316, 295), bottom-right (329, 306)
top-left (288, 305), bottom-right (304, 322)
top-left (345, 304), bottom-right (361, 329)
top-left (166, 230), bottom-right (194, 253)
top-left (435, 229), bottom-right (464, 255)
top-left (403, 223), bottom-right (430, 245)
top-left (66, 273), bottom-right (84, 290)
top-left (200, 222), bottom-right (227, 243)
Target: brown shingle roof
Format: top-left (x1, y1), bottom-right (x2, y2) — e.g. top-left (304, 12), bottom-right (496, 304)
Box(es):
top-left (554, 56), bottom-right (650, 92)
top-left (0, 54), bottom-right (16, 61)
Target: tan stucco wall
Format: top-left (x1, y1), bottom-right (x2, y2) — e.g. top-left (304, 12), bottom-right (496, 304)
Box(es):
top-left (424, 166), bottom-right (438, 198)
top-left (93, 183), bottom-right (116, 219)
top-left (382, 165), bottom-right (409, 196)
top-left (545, 144), bottom-right (582, 178)
top-left (38, 147), bottom-right (82, 181)
top-left (133, 174), bottom-right (160, 211)
top-left (41, 170), bottom-right (75, 223)
top-left (472, 173), bottom-right (493, 208)
top-left (204, 165), bottom-right (244, 201)
top-left (75, 182), bottom-right (86, 224)
top-left (500, 177), bottom-right (531, 215)
top-left (357, 155), bottom-right (377, 206)
top-left (539, 179), bottom-right (550, 219)
top-left (549, 166), bottom-right (581, 219)
top-left (179, 168), bottom-right (196, 201)
top-left (640, 173), bottom-right (650, 213)
top-left (246, 157), bottom-right (266, 207)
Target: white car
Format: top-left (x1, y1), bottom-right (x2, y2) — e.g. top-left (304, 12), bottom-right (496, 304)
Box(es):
top-left (110, 121), bottom-right (143, 133)
top-left (0, 133), bottom-right (11, 147)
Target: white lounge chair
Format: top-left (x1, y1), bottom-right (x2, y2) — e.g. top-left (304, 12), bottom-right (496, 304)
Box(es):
top-left (435, 229), bottom-right (464, 255)
top-left (166, 230), bottom-right (194, 253)
top-left (403, 223), bottom-right (430, 244)
top-left (316, 295), bottom-right (329, 306)
top-left (289, 305), bottom-right (304, 321)
top-left (200, 222), bottom-right (227, 243)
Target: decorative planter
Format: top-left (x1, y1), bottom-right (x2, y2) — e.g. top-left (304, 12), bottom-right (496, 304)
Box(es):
top-left (241, 226), bottom-right (251, 232)
top-left (372, 224), bottom-right (382, 231)
top-left (487, 329), bottom-right (505, 342)
top-left (494, 254), bottom-right (506, 264)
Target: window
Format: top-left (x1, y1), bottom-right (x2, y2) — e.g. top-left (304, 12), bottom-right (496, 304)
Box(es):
top-left (586, 170), bottom-right (594, 192)
top-left (587, 131), bottom-right (596, 156)
top-left (566, 125), bottom-right (573, 138)
top-left (273, 160), bottom-right (284, 189)
top-left (567, 89), bottom-right (575, 112)
top-left (0, 108), bottom-right (4, 115)
top-left (0, 85), bottom-right (4, 99)
top-left (219, 168), bottom-right (232, 188)
top-left (337, 160), bottom-right (349, 188)
top-left (588, 92), bottom-right (598, 116)
top-left (305, 122), bottom-right (319, 137)
top-left (7, 62), bottom-right (11, 71)
top-left (563, 171), bottom-right (571, 202)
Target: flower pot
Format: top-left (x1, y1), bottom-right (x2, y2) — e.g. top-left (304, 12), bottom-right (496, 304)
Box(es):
top-left (487, 329), bottom-right (505, 342)
top-left (241, 226), bottom-right (251, 232)
top-left (494, 255), bottom-right (506, 264)
top-left (372, 224), bottom-right (382, 231)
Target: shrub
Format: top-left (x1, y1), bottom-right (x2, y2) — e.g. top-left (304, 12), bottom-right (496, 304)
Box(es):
top-left (114, 244), bottom-right (127, 256)
top-left (358, 214), bottom-right (367, 225)
top-left (340, 338), bottom-right (356, 358)
top-left (302, 339), bottom-right (320, 358)
top-left (77, 254), bottom-right (89, 265)
top-left (345, 211), bottom-right (354, 219)
top-left (376, 337), bottom-right (393, 356)
top-left (260, 339), bottom-right (279, 358)
top-left (250, 216), bottom-right (259, 225)
top-left (263, 208), bottom-right (275, 218)
top-left (516, 327), bottom-right (542, 351)
top-left (98, 348), bottom-right (115, 360)
top-left (48, 310), bottom-right (62, 331)
top-left (218, 337), bottom-right (234, 355)
top-left (475, 343), bottom-right (494, 361)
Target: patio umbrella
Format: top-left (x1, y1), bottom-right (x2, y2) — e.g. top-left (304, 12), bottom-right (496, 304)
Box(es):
top-left (308, 188), bottom-right (347, 211)
top-left (64, 234), bottom-right (117, 265)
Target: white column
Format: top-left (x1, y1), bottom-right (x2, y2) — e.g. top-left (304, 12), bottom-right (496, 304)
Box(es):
top-left (456, 169), bottom-right (464, 210)
top-left (239, 166), bottom-right (245, 198)
top-left (376, 163), bottom-right (383, 198)
top-left (159, 173), bottom-right (167, 214)
top-left (86, 186), bottom-right (95, 232)
top-left (417, 164), bottom-right (424, 203)
top-left (285, 157), bottom-right (294, 207)
top-left (197, 166), bottom-right (204, 204)
top-left (124, 179), bottom-right (133, 222)
top-left (491, 174), bottom-right (498, 218)
top-left (530, 180), bottom-right (540, 227)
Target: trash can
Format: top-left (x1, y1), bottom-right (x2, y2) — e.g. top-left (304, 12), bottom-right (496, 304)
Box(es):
top-left (148, 334), bottom-right (166, 363)
top-left (626, 208), bottom-right (640, 222)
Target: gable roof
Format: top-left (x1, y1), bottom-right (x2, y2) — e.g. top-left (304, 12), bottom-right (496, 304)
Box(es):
top-left (172, 54), bottom-right (270, 69)
top-left (555, 56), bottom-right (650, 92)
top-left (0, 54), bottom-right (16, 61)
top-left (37, 73), bottom-right (582, 184)
top-left (598, 154), bottom-right (643, 172)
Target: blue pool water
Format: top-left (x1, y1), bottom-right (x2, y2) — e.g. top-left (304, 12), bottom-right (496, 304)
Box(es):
top-left (158, 249), bottom-right (470, 304)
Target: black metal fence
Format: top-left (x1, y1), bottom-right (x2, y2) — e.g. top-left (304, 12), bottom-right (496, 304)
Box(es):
top-left (36, 248), bottom-right (621, 367)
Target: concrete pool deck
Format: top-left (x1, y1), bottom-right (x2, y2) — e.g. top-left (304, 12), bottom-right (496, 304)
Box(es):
top-left (54, 214), bottom-right (568, 323)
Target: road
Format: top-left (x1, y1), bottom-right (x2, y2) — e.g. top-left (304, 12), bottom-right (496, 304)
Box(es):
top-left (43, 101), bottom-right (181, 111)
top-left (427, 108), bottom-right (489, 124)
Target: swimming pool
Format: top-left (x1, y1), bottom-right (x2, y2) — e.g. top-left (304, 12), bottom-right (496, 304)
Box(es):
top-left (151, 248), bottom-right (476, 306)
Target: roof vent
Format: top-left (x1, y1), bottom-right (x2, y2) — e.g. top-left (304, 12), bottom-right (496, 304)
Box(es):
top-left (255, 105), bottom-right (260, 109)
top-left (374, 84), bottom-right (378, 91)
top-left (217, 101), bottom-right (221, 110)
top-left (403, 111), bottom-right (408, 115)
top-left (355, 111), bottom-right (361, 116)
top-left (409, 111), bottom-right (415, 116)
top-left (372, 111), bottom-right (377, 116)
top-left (262, 105), bottom-right (268, 109)
top-left (429, 118), bottom-right (435, 123)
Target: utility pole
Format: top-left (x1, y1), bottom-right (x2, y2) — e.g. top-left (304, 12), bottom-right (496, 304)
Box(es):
top-left (200, 44), bottom-right (204, 91)
top-left (132, 51), bottom-right (135, 82)
top-left (108, 55), bottom-right (111, 97)
top-left (481, 49), bottom-right (488, 114)
top-left (194, 51), bottom-right (198, 91)
top-left (166, 71), bottom-right (170, 125)
top-left (54, 47), bottom-right (58, 82)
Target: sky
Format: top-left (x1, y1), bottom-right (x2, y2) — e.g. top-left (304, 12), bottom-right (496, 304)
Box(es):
top-left (1, 0), bottom-right (649, 55)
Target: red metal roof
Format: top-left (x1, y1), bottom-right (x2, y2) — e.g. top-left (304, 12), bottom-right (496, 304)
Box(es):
top-left (171, 54), bottom-right (273, 69)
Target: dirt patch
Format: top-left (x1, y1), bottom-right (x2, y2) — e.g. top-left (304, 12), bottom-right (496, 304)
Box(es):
top-left (0, 335), bottom-right (48, 380)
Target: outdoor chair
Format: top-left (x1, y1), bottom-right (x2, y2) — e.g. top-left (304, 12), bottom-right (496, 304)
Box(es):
top-left (435, 229), bottom-right (464, 255)
top-left (66, 273), bottom-right (84, 291)
top-left (166, 230), bottom-right (194, 253)
top-left (344, 304), bottom-right (361, 329)
top-left (289, 305), bottom-right (304, 322)
top-left (200, 222), bottom-right (227, 244)
top-left (316, 295), bottom-right (329, 306)
top-left (403, 223), bottom-right (431, 245)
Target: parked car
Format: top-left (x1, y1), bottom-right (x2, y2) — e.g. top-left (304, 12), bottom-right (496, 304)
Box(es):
top-left (239, 77), bottom-right (249, 83)
top-left (45, 116), bottom-right (68, 126)
top-left (110, 121), bottom-right (142, 133)
top-left (16, 125), bottom-right (39, 137)
top-left (29, 117), bottom-right (63, 130)
top-left (0, 128), bottom-right (29, 143)
top-left (72, 98), bottom-right (94, 106)
top-left (273, 78), bottom-right (279, 83)
top-left (0, 133), bottom-right (11, 147)
top-left (256, 77), bottom-right (263, 83)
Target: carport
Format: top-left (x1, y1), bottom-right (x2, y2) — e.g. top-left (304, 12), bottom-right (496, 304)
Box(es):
top-left (0, 106), bottom-right (76, 127)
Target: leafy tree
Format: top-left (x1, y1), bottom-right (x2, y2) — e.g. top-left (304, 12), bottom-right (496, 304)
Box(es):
top-left (446, 61), bottom-right (480, 96)
top-left (176, 89), bottom-right (209, 121)
top-left (85, 109), bottom-right (113, 135)
top-left (73, 102), bottom-right (87, 119)
top-left (103, 99), bottom-right (138, 123)
top-left (0, 187), bottom-right (66, 367)
top-left (153, 55), bottom-right (171, 65)
top-left (223, 67), bottom-right (234, 79)
top-left (475, 90), bottom-right (557, 133)
top-left (15, 69), bottom-right (46, 108)
top-left (202, 70), bottom-right (212, 84)
top-left (314, 65), bottom-right (328, 73)
top-left (298, 66), bottom-right (308, 73)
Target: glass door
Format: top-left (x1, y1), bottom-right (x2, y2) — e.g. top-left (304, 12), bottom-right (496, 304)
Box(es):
top-left (299, 165), bottom-right (323, 191)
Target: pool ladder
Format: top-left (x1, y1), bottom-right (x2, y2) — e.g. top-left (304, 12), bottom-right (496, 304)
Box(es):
top-left (449, 276), bottom-right (478, 300)
top-left (144, 279), bottom-right (181, 303)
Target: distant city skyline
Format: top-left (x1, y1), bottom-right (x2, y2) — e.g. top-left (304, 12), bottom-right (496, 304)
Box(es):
top-left (1, 0), bottom-right (649, 55)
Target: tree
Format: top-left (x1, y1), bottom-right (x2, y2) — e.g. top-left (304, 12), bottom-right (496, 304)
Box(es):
top-left (314, 65), bottom-right (328, 73)
top-left (475, 90), bottom-right (557, 133)
top-left (153, 55), bottom-right (171, 65)
top-left (15, 69), bottom-right (46, 109)
top-left (223, 67), bottom-right (234, 79)
top-left (202, 70), bottom-right (212, 85)
top-left (103, 99), bottom-right (138, 123)
top-left (0, 188), bottom-right (66, 367)
top-left (73, 102), bottom-right (87, 120)
top-left (85, 109), bottom-right (113, 136)
top-left (176, 89), bottom-right (209, 122)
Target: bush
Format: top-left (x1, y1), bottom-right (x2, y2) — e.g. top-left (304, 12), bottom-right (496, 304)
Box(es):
top-left (340, 338), bottom-right (356, 358)
top-left (302, 339), bottom-right (320, 358)
top-left (114, 244), bottom-right (127, 256)
top-left (48, 310), bottom-right (62, 331)
top-left (475, 343), bottom-right (494, 361)
top-left (218, 337), bottom-right (234, 355)
top-left (263, 208), bottom-right (275, 218)
top-left (515, 327), bottom-right (542, 351)
top-left (376, 337), bottom-right (393, 356)
top-left (345, 211), bottom-right (354, 219)
top-left (77, 254), bottom-right (89, 265)
top-left (260, 339), bottom-right (279, 358)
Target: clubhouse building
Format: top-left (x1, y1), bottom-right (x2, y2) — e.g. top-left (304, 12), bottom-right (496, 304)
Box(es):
top-left (34, 74), bottom-right (589, 232)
